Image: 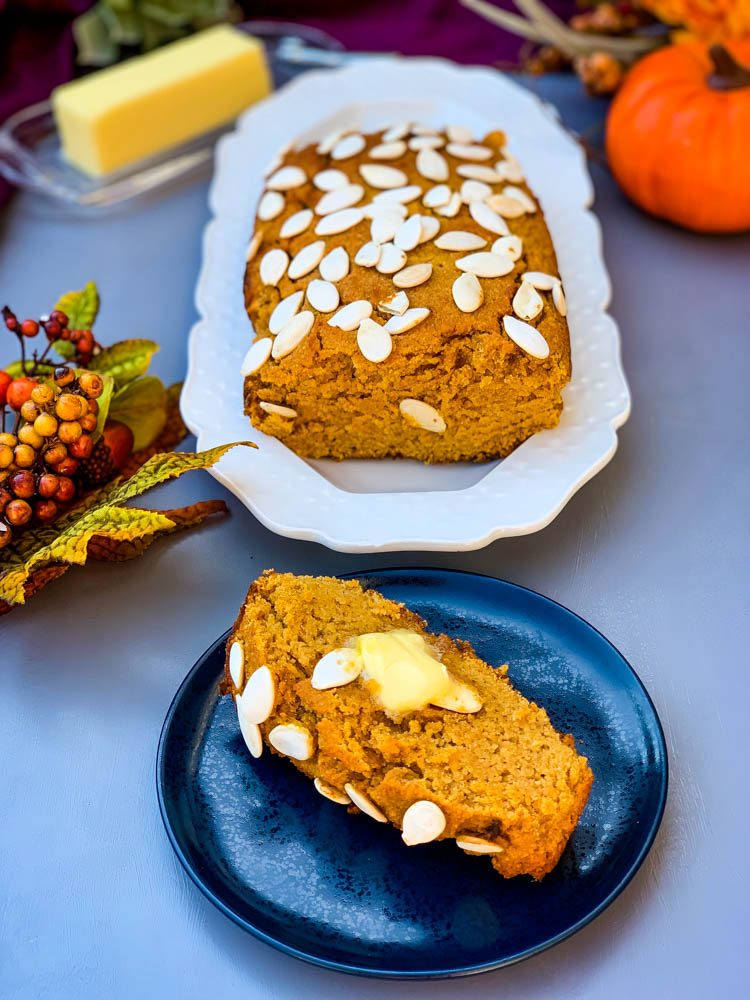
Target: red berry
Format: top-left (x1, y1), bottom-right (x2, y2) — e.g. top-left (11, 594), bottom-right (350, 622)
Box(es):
top-left (54, 456), bottom-right (78, 476)
top-left (50, 310), bottom-right (68, 326)
top-left (101, 420), bottom-right (134, 470)
top-left (0, 370), bottom-right (12, 407)
top-left (54, 366), bottom-right (75, 387)
top-left (0, 486), bottom-right (11, 513)
top-left (55, 476), bottom-right (75, 502)
top-left (77, 330), bottom-right (95, 354)
top-left (37, 473), bottom-right (59, 498)
top-left (6, 377), bottom-right (38, 411)
top-left (44, 319), bottom-right (62, 338)
top-left (43, 442), bottom-right (67, 466)
top-left (20, 319), bottom-right (39, 337)
top-left (9, 470), bottom-right (35, 498)
top-left (69, 434), bottom-right (93, 459)
top-left (60, 328), bottom-right (71, 340)
top-left (34, 499), bottom-right (58, 523)
top-left (69, 329), bottom-right (82, 343)
top-left (4, 316), bottom-right (17, 332)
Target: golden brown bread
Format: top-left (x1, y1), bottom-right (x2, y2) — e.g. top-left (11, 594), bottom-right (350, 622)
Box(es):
top-left (225, 572), bottom-right (593, 880)
top-left (241, 123), bottom-right (571, 463)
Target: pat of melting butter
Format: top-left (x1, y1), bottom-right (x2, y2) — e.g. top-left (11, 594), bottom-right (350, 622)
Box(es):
top-left (355, 630), bottom-right (481, 716)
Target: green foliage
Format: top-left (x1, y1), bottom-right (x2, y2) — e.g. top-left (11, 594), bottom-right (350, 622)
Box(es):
top-left (90, 339), bottom-right (160, 388)
top-left (73, 0), bottom-right (237, 66)
top-left (108, 375), bottom-right (168, 450)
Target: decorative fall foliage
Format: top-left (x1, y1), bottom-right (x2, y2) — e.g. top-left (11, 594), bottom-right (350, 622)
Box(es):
top-left (637, 0), bottom-right (750, 44)
top-left (0, 441), bottom-right (255, 613)
top-left (605, 41), bottom-right (750, 232)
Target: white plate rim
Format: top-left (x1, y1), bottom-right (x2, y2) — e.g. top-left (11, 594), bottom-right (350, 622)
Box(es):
top-left (182, 56), bottom-right (630, 553)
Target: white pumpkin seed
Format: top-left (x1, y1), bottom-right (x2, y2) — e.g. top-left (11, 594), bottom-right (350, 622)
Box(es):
top-left (239, 665), bottom-right (275, 724)
top-left (359, 163), bottom-right (409, 189)
top-left (271, 311), bottom-right (314, 358)
top-left (245, 230), bottom-right (262, 262)
top-left (408, 135), bottom-right (445, 150)
top-left (432, 681), bottom-right (483, 713)
top-left (314, 207), bottom-right (364, 236)
top-left (328, 300), bottom-right (372, 331)
top-left (393, 215), bottom-right (423, 251)
top-left (492, 235), bottom-right (523, 261)
top-left (319, 246), bottom-right (349, 283)
top-left (306, 279), bottom-right (340, 313)
top-left (503, 314), bottom-right (550, 358)
top-left (238, 337), bottom-right (273, 376)
top-left (370, 211), bottom-right (402, 244)
top-left (445, 143), bottom-right (492, 161)
top-left (455, 252), bottom-right (515, 277)
top-left (354, 241), bottom-right (382, 267)
top-left (486, 193), bottom-right (526, 218)
top-left (435, 231), bottom-right (487, 251)
top-left (411, 123), bottom-right (439, 136)
top-left (357, 318), bottom-right (392, 362)
top-left (259, 248), bottom-right (289, 286)
top-left (552, 279), bottom-right (567, 316)
top-left (375, 243), bottom-right (407, 274)
top-left (279, 209), bottom-right (313, 239)
top-left (311, 648), bottom-right (361, 689)
top-left (288, 240), bottom-right (326, 280)
top-left (266, 165), bottom-right (307, 191)
top-left (503, 185), bottom-right (536, 212)
top-left (402, 800), bottom-right (446, 846)
top-left (499, 148), bottom-right (525, 182)
top-left (378, 291), bottom-right (410, 316)
top-left (313, 168), bottom-right (349, 191)
top-left (235, 695), bottom-right (262, 758)
top-left (522, 270), bottom-right (556, 290)
top-left (373, 184), bottom-right (422, 204)
top-left (446, 124), bottom-right (473, 143)
top-left (269, 722), bottom-right (314, 760)
top-left (382, 121), bottom-right (410, 142)
top-left (344, 784), bottom-right (388, 822)
top-left (369, 140), bottom-right (407, 159)
top-left (259, 401), bottom-right (297, 417)
top-left (392, 262), bottom-right (433, 288)
top-left (314, 778), bottom-right (351, 805)
top-left (423, 184), bottom-right (452, 208)
top-left (257, 190), bottom-right (285, 221)
top-left (416, 148), bottom-right (449, 182)
top-left (460, 179), bottom-right (492, 204)
top-left (456, 836), bottom-right (503, 854)
top-left (452, 272), bottom-right (483, 313)
top-left (330, 133), bottom-right (366, 160)
top-left (469, 200), bottom-right (510, 236)
top-left (416, 215), bottom-right (440, 242)
top-left (316, 130), bottom-right (343, 155)
top-left (436, 191), bottom-right (462, 217)
top-left (385, 307), bottom-right (430, 334)
top-left (513, 281), bottom-right (544, 321)
top-left (315, 184), bottom-right (364, 216)
top-left (269, 290), bottom-right (304, 335)
top-left (456, 164), bottom-right (504, 183)
top-left (228, 641), bottom-right (244, 688)
top-left (399, 398), bottom-right (446, 433)
top-left (361, 200), bottom-right (408, 220)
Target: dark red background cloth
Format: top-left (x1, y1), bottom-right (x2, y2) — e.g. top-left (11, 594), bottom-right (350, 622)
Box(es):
top-left (0, 0), bottom-right (578, 206)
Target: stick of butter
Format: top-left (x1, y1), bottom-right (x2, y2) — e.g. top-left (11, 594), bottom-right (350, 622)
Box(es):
top-left (52, 25), bottom-right (272, 177)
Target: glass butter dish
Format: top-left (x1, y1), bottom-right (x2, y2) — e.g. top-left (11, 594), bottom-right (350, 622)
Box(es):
top-left (0, 22), bottom-right (359, 215)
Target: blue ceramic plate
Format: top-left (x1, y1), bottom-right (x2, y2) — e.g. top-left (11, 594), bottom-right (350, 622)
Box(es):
top-left (157, 569), bottom-right (667, 978)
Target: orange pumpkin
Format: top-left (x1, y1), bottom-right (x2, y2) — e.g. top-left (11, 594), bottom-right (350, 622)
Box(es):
top-left (605, 42), bottom-right (750, 233)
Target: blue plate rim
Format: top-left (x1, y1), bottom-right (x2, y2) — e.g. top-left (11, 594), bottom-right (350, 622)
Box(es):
top-left (156, 567), bottom-right (669, 979)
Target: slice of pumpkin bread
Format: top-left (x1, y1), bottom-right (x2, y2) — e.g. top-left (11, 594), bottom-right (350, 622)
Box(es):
top-left (224, 571), bottom-right (593, 880)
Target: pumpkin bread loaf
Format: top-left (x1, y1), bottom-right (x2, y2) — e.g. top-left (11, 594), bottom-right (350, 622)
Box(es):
top-left (224, 572), bottom-right (593, 880)
top-left (241, 122), bottom-right (571, 463)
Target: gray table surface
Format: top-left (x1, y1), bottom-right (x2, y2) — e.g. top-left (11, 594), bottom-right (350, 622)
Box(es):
top-left (1, 74), bottom-right (748, 1000)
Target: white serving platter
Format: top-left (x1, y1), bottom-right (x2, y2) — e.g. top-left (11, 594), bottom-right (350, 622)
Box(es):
top-left (181, 57), bottom-right (630, 552)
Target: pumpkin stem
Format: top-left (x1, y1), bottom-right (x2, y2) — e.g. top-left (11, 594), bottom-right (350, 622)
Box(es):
top-left (707, 44), bottom-right (750, 91)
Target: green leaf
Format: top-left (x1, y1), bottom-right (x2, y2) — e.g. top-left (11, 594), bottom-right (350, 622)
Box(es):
top-left (89, 339), bottom-right (159, 387)
top-left (54, 281), bottom-right (100, 331)
top-left (0, 441), bottom-right (254, 607)
top-left (73, 6), bottom-right (119, 66)
top-left (52, 339), bottom-right (76, 361)
top-left (108, 376), bottom-right (167, 450)
top-left (3, 360), bottom-right (26, 379)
